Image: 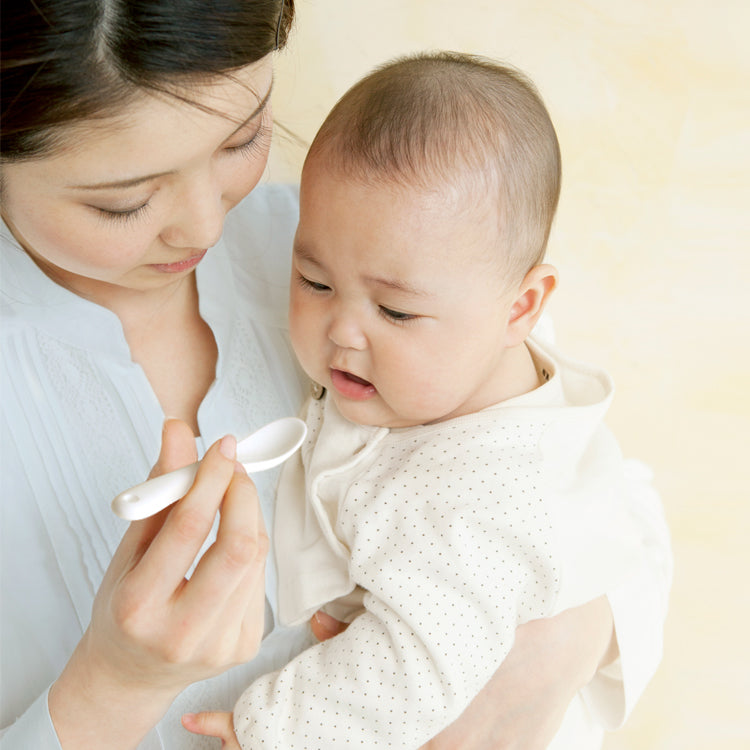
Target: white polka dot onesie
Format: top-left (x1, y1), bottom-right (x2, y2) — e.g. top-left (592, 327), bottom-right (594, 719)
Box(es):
top-left (234, 337), bottom-right (644, 749)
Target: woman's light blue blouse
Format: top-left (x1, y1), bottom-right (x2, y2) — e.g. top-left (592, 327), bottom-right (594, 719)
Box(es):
top-left (1, 184), bottom-right (310, 749)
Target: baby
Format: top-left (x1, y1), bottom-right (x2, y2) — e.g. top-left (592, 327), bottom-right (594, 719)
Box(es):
top-left (186, 51), bottom-right (643, 749)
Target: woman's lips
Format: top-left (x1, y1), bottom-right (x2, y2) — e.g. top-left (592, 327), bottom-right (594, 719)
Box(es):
top-left (149, 249), bottom-right (208, 273)
top-left (330, 369), bottom-right (377, 400)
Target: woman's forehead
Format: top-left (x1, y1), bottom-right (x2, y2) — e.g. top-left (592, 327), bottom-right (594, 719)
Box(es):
top-left (27, 58), bottom-right (275, 167)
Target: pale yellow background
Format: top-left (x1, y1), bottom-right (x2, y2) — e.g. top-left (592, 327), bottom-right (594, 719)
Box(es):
top-left (268, 1), bottom-right (749, 747)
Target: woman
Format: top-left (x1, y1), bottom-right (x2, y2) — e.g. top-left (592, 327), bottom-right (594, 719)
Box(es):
top-left (0, 1), bottom-right (671, 748)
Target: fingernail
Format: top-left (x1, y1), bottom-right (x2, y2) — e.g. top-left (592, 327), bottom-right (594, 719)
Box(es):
top-left (219, 434), bottom-right (237, 460)
top-left (314, 610), bottom-right (339, 629)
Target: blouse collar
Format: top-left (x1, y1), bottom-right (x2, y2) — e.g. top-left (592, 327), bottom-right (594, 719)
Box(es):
top-left (1, 217), bottom-right (232, 361)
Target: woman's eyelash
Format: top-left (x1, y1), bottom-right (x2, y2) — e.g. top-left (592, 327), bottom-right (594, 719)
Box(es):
top-left (226, 122), bottom-right (271, 158)
top-left (95, 202), bottom-right (151, 224)
top-left (91, 122), bottom-right (269, 224)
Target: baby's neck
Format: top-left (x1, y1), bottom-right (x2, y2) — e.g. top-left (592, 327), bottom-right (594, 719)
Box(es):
top-left (484, 340), bottom-right (542, 405)
top-left (426, 340), bottom-right (541, 427)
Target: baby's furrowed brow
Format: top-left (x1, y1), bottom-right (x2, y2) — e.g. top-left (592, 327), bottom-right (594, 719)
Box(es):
top-left (364, 274), bottom-right (433, 298)
top-left (294, 241), bottom-right (432, 297)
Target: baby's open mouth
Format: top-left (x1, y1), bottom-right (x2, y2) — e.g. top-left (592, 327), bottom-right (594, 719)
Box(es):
top-left (341, 371), bottom-right (371, 386)
top-left (330, 369), bottom-right (377, 400)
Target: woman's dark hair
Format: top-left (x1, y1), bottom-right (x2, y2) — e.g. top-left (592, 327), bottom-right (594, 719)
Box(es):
top-left (0, 0), bottom-right (294, 162)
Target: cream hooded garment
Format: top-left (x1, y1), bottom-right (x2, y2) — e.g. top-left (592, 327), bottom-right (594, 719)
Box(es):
top-left (233, 337), bottom-right (657, 750)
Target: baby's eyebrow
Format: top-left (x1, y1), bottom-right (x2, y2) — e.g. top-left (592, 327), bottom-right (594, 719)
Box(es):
top-left (295, 242), bottom-right (432, 298)
top-left (292, 243), bottom-right (324, 270)
top-left (363, 273), bottom-right (433, 298)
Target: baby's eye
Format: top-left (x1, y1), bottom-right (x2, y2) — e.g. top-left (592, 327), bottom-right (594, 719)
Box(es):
top-left (379, 306), bottom-right (417, 324)
top-left (297, 274), bottom-right (331, 292)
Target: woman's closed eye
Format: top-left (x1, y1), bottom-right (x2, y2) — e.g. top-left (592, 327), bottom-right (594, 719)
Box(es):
top-left (93, 201), bottom-right (152, 224)
top-left (224, 122), bottom-right (271, 159)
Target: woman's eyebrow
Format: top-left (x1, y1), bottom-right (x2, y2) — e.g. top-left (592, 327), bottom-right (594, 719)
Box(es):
top-left (68, 169), bottom-right (175, 191)
top-left (225, 79), bottom-right (274, 139)
top-left (67, 81), bottom-right (274, 191)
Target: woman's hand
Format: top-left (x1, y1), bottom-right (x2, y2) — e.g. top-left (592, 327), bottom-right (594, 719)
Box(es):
top-left (311, 596), bottom-right (616, 750)
top-left (48, 420), bottom-right (269, 749)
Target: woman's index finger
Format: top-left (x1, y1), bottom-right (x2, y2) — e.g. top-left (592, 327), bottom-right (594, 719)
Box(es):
top-left (130, 436), bottom-right (237, 597)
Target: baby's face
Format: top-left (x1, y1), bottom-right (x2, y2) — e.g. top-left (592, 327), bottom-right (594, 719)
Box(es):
top-left (290, 161), bottom-right (519, 428)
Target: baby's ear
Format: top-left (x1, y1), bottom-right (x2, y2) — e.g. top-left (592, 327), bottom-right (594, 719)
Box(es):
top-left (505, 264), bottom-right (558, 347)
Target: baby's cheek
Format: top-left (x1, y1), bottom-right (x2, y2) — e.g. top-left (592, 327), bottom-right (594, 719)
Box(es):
top-left (394, 378), bottom-right (450, 421)
top-left (289, 319), bottom-right (321, 382)
top-left (288, 305), bottom-right (308, 359)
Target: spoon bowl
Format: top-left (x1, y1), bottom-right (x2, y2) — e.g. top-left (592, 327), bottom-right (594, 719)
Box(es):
top-left (111, 417), bottom-right (307, 521)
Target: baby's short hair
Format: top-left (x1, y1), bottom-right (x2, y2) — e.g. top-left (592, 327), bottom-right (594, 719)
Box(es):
top-left (306, 51), bottom-right (561, 279)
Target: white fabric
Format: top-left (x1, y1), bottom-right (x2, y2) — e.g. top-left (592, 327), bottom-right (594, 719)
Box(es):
top-left (233, 338), bottom-right (666, 749)
top-left (0, 184), bottom-right (311, 749)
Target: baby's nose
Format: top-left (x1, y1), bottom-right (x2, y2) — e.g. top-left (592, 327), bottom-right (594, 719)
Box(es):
top-left (327, 315), bottom-right (367, 351)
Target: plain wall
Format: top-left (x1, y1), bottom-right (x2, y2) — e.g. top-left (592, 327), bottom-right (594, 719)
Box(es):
top-left (268, 2), bottom-right (750, 747)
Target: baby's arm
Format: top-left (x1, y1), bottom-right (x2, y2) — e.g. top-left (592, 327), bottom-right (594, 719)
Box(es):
top-left (230, 487), bottom-right (558, 749)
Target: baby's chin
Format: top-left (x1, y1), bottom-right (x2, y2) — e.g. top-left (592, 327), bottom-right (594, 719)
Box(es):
top-left (333, 396), bottom-right (436, 430)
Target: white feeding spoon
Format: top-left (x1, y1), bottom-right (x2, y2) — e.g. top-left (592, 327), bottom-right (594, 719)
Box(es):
top-left (111, 417), bottom-right (307, 521)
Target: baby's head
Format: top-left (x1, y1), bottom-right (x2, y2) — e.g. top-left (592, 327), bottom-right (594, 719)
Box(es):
top-left (306, 51), bottom-right (560, 280)
top-left (290, 52), bottom-right (562, 428)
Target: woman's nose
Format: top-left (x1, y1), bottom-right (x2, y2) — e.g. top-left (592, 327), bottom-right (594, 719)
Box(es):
top-left (160, 179), bottom-right (225, 249)
top-left (327, 310), bottom-right (368, 351)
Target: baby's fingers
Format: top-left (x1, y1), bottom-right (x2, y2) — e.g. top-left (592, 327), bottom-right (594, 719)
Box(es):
top-left (182, 711), bottom-right (240, 747)
top-left (311, 609), bottom-right (349, 641)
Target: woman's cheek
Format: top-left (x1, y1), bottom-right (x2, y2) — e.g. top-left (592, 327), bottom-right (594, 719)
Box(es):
top-left (57, 221), bottom-right (153, 275)
top-left (227, 134), bottom-right (273, 205)
top-left (235, 159), bottom-right (269, 203)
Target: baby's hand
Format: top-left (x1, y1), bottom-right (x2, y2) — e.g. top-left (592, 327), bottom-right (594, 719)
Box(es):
top-left (182, 710), bottom-right (240, 748)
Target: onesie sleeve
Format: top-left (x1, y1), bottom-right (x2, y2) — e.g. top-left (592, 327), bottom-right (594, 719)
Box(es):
top-left (234, 443), bottom-right (559, 749)
top-left (0, 687), bottom-right (63, 750)
top-left (581, 458), bottom-right (673, 728)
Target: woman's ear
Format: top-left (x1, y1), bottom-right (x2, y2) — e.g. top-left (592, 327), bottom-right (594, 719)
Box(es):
top-left (505, 264), bottom-right (558, 346)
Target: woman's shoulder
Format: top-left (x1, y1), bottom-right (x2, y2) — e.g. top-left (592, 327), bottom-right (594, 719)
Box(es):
top-left (232, 181), bottom-right (299, 219)
top-left (212, 183), bottom-right (300, 325)
top-left (221, 182), bottom-right (299, 286)
top-left (223, 182), bottom-right (299, 256)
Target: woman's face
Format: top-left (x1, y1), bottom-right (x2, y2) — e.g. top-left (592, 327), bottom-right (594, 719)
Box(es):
top-left (0, 57), bottom-right (274, 302)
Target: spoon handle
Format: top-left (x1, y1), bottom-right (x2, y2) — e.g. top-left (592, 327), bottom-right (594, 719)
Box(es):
top-left (112, 417), bottom-right (307, 521)
top-left (111, 463), bottom-right (200, 521)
